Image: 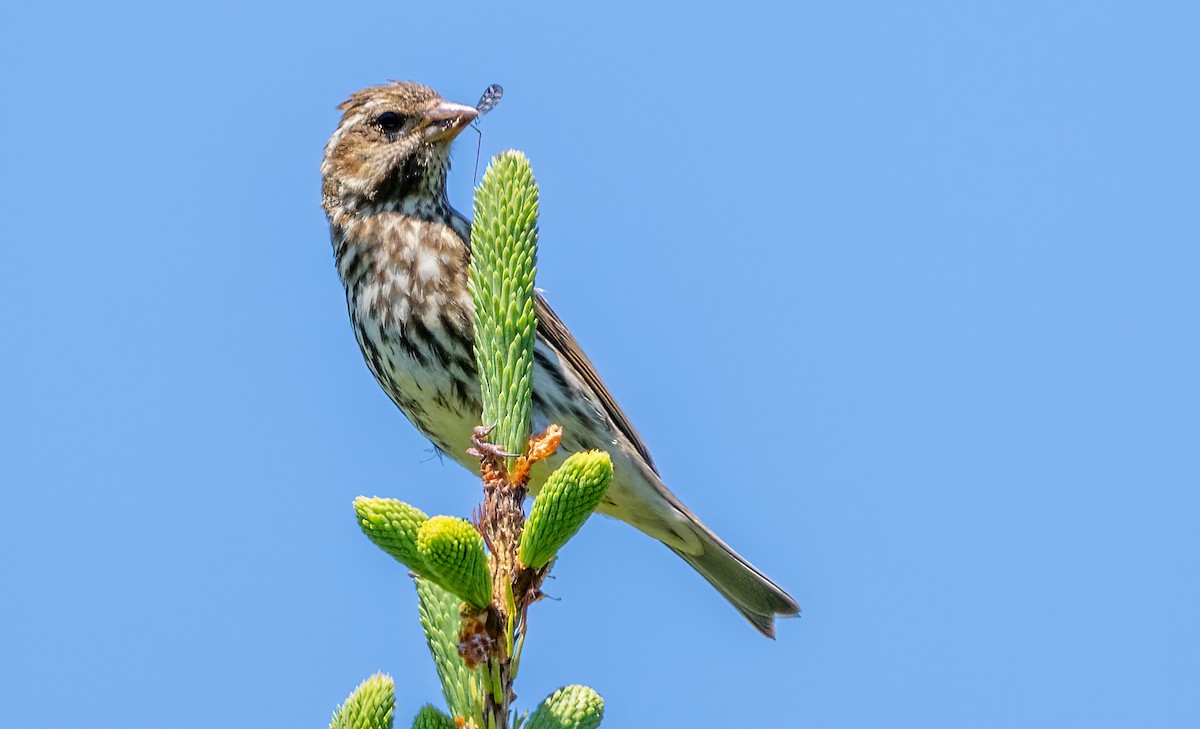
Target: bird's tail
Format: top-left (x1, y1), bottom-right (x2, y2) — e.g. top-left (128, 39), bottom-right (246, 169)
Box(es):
top-left (668, 516), bottom-right (800, 638)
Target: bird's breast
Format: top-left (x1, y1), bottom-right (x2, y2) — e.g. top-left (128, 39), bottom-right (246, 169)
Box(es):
top-left (333, 211), bottom-right (481, 451)
top-left (334, 211), bottom-right (472, 320)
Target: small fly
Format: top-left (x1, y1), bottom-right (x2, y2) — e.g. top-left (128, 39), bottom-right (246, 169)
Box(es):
top-left (471, 84), bottom-right (504, 184)
top-left (475, 84), bottom-right (504, 116)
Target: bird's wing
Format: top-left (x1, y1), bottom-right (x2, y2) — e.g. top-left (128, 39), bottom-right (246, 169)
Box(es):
top-left (534, 292), bottom-right (660, 475)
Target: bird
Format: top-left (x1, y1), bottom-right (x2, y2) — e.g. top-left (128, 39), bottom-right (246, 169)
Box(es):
top-left (321, 81), bottom-right (799, 637)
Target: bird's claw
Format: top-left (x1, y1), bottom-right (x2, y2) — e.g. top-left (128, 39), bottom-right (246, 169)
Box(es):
top-left (466, 424), bottom-right (519, 460)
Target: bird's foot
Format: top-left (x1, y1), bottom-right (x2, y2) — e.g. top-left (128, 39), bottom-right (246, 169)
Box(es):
top-left (466, 424), bottom-right (520, 460)
top-left (468, 424), bottom-right (516, 489)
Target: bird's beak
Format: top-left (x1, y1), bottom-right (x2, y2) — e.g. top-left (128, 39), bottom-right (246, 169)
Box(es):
top-left (424, 101), bottom-right (479, 142)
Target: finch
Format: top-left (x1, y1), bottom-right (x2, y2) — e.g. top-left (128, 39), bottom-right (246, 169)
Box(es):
top-left (321, 81), bottom-right (798, 636)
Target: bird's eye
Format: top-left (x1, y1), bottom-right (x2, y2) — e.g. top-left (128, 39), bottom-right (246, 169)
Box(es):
top-left (375, 111), bottom-right (406, 133)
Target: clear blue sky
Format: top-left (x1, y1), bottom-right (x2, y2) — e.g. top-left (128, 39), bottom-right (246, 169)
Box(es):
top-left (3, 2), bottom-right (1197, 726)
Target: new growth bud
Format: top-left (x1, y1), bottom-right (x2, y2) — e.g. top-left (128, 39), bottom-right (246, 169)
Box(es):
top-left (469, 151), bottom-right (539, 465)
top-left (330, 673), bottom-right (396, 729)
top-left (410, 704), bottom-right (457, 729)
top-left (414, 578), bottom-right (484, 723)
top-left (355, 497), bottom-right (429, 572)
top-left (525, 685), bottom-right (605, 729)
top-left (417, 516), bottom-right (493, 609)
top-left (519, 451), bottom-right (613, 569)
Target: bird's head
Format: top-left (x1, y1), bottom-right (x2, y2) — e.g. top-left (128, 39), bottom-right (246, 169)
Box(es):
top-left (321, 81), bottom-right (478, 215)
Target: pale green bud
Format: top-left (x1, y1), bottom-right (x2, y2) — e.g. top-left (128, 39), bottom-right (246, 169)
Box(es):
top-left (410, 704), bottom-right (456, 729)
top-left (469, 151), bottom-right (539, 464)
top-left (355, 497), bottom-right (429, 572)
top-left (417, 516), bottom-right (493, 609)
top-left (415, 578), bottom-right (483, 723)
top-left (525, 685), bottom-right (604, 729)
top-left (330, 673), bottom-right (395, 729)
top-left (519, 451), bottom-right (613, 568)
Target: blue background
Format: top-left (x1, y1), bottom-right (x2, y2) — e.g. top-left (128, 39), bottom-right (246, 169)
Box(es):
top-left (3, 2), bottom-right (1197, 726)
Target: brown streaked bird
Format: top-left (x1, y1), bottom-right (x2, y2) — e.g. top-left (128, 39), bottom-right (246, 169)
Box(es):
top-left (321, 81), bottom-right (799, 636)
